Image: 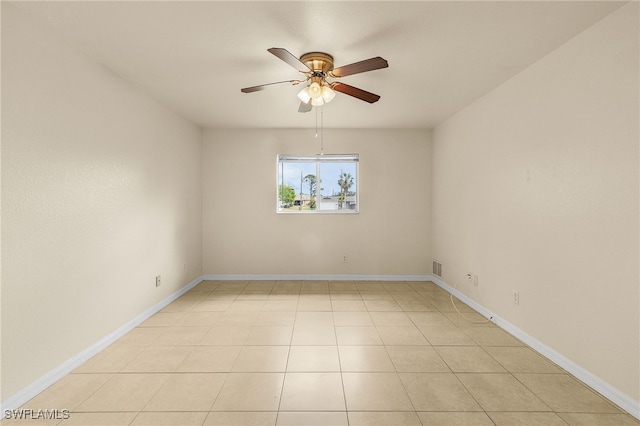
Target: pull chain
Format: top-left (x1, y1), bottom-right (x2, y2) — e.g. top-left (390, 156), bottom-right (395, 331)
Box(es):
top-left (315, 107), bottom-right (318, 139)
top-left (320, 106), bottom-right (324, 155)
top-left (313, 106), bottom-right (324, 155)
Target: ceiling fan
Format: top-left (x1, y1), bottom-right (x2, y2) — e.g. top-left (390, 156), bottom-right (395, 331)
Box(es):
top-left (241, 48), bottom-right (388, 113)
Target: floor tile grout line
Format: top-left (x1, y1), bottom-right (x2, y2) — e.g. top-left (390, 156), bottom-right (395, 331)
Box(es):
top-left (336, 332), bottom-right (351, 425)
top-left (448, 370), bottom-right (498, 423)
top-left (274, 291), bottom-right (301, 423)
top-left (200, 280), bottom-right (245, 418)
top-left (383, 342), bottom-right (422, 418)
top-left (505, 370), bottom-right (563, 415)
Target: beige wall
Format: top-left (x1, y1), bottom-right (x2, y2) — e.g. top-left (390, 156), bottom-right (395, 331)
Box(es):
top-left (2, 0), bottom-right (637, 415)
top-left (203, 128), bottom-right (431, 277)
top-left (1, 5), bottom-right (203, 399)
top-left (432, 3), bottom-right (639, 402)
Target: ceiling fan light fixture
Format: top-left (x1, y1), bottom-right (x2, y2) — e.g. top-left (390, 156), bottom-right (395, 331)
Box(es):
top-left (308, 81), bottom-right (323, 99)
top-left (311, 97), bottom-right (324, 106)
top-left (321, 85), bottom-right (336, 103)
top-left (297, 87), bottom-right (311, 104)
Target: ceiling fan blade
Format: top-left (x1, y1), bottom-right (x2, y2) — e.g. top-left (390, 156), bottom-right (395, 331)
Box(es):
top-left (298, 101), bottom-right (312, 113)
top-left (268, 47), bottom-right (311, 73)
top-left (241, 80), bottom-right (295, 93)
top-left (331, 82), bottom-right (381, 103)
top-left (330, 57), bottom-right (388, 78)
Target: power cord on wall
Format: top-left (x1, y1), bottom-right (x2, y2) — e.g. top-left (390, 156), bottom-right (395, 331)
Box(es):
top-left (450, 280), bottom-right (494, 324)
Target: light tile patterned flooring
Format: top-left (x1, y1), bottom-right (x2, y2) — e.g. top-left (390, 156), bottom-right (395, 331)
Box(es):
top-left (7, 280), bottom-right (639, 426)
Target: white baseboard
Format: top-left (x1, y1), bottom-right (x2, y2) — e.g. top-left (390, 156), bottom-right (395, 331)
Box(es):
top-left (0, 276), bottom-right (204, 413)
top-left (4, 274), bottom-right (637, 421)
top-left (430, 276), bottom-right (640, 421)
top-left (201, 274), bottom-right (432, 282)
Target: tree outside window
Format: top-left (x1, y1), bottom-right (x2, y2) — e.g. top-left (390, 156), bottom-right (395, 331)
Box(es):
top-left (277, 154), bottom-right (358, 213)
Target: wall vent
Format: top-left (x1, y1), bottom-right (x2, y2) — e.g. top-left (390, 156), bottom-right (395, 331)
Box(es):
top-left (432, 260), bottom-right (442, 277)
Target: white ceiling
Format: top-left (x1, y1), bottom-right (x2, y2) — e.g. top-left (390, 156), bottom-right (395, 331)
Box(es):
top-left (8, 1), bottom-right (626, 129)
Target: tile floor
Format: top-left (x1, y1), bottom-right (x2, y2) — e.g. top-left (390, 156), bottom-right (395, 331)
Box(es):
top-left (6, 280), bottom-right (639, 425)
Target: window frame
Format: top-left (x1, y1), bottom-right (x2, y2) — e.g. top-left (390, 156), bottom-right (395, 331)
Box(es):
top-left (276, 153), bottom-right (359, 214)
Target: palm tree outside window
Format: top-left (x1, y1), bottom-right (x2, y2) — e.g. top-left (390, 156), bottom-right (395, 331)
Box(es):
top-left (277, 154), bottom-right (358, 213)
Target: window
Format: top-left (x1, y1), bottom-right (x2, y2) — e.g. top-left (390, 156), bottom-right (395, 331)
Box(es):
top-left (277, 154), bottom-right (359, 213)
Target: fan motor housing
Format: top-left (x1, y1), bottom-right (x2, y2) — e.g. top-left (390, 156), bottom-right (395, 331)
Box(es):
top-left (300, 52), bottom-right (334, 74)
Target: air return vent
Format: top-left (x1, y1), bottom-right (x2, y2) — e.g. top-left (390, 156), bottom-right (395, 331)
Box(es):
top-left (432, 260), bottom-right (442, 277)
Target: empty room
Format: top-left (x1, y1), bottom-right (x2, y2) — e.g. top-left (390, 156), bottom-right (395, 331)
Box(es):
top-left (1, 1), bottom-right (638, 425)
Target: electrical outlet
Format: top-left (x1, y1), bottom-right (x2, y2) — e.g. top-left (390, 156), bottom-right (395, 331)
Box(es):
top-left (512, 290), bottom-right (519, 305)
top-left (466, 273), bottom-right (473, 284)
top-left (156, 275), bottom-right (161, 287)
top-left (341, 256), bottom-right (348, 263)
